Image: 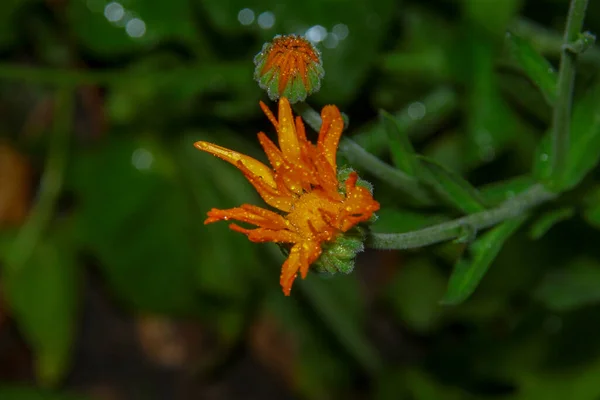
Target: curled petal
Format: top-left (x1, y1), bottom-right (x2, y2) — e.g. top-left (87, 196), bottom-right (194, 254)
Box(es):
top-left (317, 105), bottom-right (344, 172)
top-left (230, 224), bottom-right (299, 243)
top-left (194, 141), bottom-right (277, 189)
top-left (280, 241), bottom-right (322, 296)
top-left (236, 160), bottom-right (294, 212)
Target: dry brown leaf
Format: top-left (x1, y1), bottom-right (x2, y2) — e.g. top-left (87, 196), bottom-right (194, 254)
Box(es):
top-left (0, 143), bottom-right (31, 226)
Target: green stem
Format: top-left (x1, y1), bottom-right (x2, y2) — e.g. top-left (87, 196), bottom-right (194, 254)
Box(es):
top-left (511, 18), bottom-right (600, 64)
top-left (551, 0), bottom-right (589, 181)
top-left (5, 88), bottom-right (74, 271)
top-left (368, 184), bottom-right (556, 250)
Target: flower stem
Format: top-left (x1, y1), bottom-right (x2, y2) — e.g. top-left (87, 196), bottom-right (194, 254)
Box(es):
top-left (551, 0), bottom-right (589, 182)
top-left (368, 184), bottom-right (556, 250)
top-left (5, 88), bottom-right (74, 271)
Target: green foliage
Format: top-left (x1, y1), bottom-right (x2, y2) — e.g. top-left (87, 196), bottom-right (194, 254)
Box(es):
top-left (418, 156), bottom-right (488, 214)
top-left (2, 0), bottom-right (600, 399)
top-left (504, 32), bottom-right (558, 104)
top-left (441, 217), bottom-right (527, 305)
top-left (2, 229), bottom-right (78, 386)
top-left (529, 207), bottom-right (575, 239)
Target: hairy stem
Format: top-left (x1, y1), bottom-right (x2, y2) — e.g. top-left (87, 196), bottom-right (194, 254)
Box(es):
top-left (368, 184), bottom-right (556, 250)
top-left (551, 0), bottom-right (589, 180)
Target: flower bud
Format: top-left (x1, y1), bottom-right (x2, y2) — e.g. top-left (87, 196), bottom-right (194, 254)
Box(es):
top-left (253, 34), bottom-right (325, 103)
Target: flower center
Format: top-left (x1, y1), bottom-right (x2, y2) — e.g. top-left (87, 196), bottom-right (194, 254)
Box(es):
top-left (286, 189), bottom-right (341, 241)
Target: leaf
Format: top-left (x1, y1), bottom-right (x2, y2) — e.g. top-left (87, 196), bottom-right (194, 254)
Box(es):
top-left (379, 110), bottom-right (421, 176)
top-left (2, 230), bottom-right (78, 387)
top-left (479, 175), bottom-right (536, 205)
top-left (353, 88), bottom-right (458, 156)
top-left (504, 32), bottom-right (558, 104)
top-left (0, 0), bottom-right (27, 49)
top-left (67, 135), bottom-right (264, 314)
top-left (441, 216), bottom-right (526, 305)
top-left (534, 78), bottom-right (600, 190)
top-left (418, 156), bottom-right (487, 214)
top-left (0, 386), bottom-right (88, 400)
top-left (386, 258), bottom-right (446, 333)
top-left (300, 273), bottom-right (381, 375)
top-left (534, 257), bottom-right (600, 312)
top-left (561, 79), bottom-right (600, 190)
top-left (529, 207), bottom-right (574, 240)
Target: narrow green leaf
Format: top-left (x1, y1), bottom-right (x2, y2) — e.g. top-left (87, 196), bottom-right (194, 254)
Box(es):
top-left (379, 110), bottom-right (420, 176)
top-left (505, 32), bottom-right (558, 104)
top-left (534, 78), bottom-right (600, 191)
top-left (479, 175), bottom-right (536, 205)
top-left (534, 257), bottom-right (600, 312)
top-left (562, 79), bottom-right (600, 190)
top-left (529, 207), bottom-right (574, 240)
top-left (441, 216), bottom-right (526, 305)
top-left (339, 138), bottom-right (432, 205)
top-left (418, 156), bottom-right (487, 214)
top-left (2, 232), bottom-right (78, 387)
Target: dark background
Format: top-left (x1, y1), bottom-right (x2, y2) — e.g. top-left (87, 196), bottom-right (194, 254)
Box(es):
top-left (1, 0), bottom-right (600, 399)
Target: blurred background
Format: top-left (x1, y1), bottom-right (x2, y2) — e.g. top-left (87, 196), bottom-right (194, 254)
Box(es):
top-left (2, 0), bottom-right (600, 399)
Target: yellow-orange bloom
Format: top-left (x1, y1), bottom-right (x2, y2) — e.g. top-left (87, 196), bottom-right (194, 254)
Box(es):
top-left (194, 98), bottom-right (379, 295)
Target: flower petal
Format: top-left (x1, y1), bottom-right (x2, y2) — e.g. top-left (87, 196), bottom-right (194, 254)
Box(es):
top-left (205, 204), bottom-right (289, 230)
top-left (280, 241), bottom-right (322, 295)
top-left (317, 105), bottom-right (344, 173)
top-left (230, 224), bottom-right (299, 243)
top-left (276, 98), bottom-right (301, 162)
top-left (194, 141), bottom-right (277, 189)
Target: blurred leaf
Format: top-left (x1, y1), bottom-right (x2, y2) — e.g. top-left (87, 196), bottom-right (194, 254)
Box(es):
top-left (534, 77), bottom-right (600, 190)
top-left (463, 0), bottom-right (522, 37)
top-left (479, 175), bottom-right (536, 205)
top-left (386, 258), bottom-right (446, 333)
top-left (265, 282), bottom-right (358, 399)
top-left (0, 0), bottom-right (25, 49)
top-left (561, 78), bottom-right (600, 190)
top-left (504, 32), bottom-right (557, 105)
top-left (68, 134), bottom-right (265, 314)
top-left (441, 216), bottom-right (527, 305)
top-left (0, 386), bottom-right (87, 400)
top-left (371, 208), bottom-right (448, 234)
top-left (301, 273), bottom-right (380, 374)
top-left (380, 110), bottom-right (420, 177)
top-left (376, 368), bottom-right (472, 400)
top-left (418, 156), bottom-right (487, 214)
top-left (529, 207), bottom-right (574, 240)
top-left (353, 87), bottom-right (458, 156)
top-left (67, 0), bottom-right (200, 56)
top-left (534, 257), bottom-right (600, 312)
top-left (512, 352), bottom-right (600, 400)
top-left (2, 229), bottom-right (78, 387)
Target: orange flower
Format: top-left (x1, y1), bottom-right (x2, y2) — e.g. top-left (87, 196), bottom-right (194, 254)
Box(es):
top-left (254, 35), bottom-right (324, 103)
top-left (194, 98), bottom-right (379, 295)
